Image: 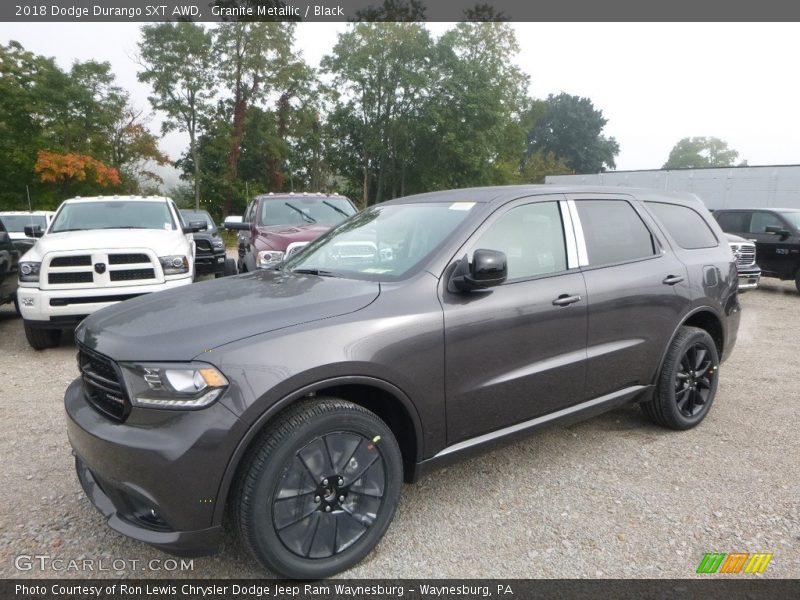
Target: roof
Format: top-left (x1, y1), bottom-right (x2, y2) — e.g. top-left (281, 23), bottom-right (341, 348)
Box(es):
top-left (384, 185), bottom-right (703, 207)
top-left (62, 195), bottom-right (171, 204)
top-left (0, 210), bottom-right (55, 215)
top-left (253, 192), bottom-right (350, 200)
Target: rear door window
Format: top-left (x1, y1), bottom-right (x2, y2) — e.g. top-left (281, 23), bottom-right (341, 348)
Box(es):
top-left (647, 202), bottom-right (718, 249)
top-left (576, 200), bottom-right (657, 266)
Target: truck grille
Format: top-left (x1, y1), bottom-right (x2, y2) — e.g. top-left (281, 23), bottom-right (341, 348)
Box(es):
top-left (736, 244), bottom-right (756, 268)
top-left (109, 253), bottom-right (150, 265)
top-left (195, 239), bottom-right (213, 253)
top-left (78, 344), bottom-right (129, 421)
top-left (51, 255), bottom-right (91, 267)
top-left (110, 268), bottom-right (155, 282)
top-left (44, 250), bottom-right (162, 289)
top-left (49, 272), bottom-right (93, 285)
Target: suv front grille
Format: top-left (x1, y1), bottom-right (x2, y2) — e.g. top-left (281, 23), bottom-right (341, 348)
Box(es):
top-left (78, 345), bottom-right (129, 421)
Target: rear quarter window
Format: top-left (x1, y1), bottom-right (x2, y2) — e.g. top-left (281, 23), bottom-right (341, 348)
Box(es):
top-left (576, 200), bottom-right (657, 266)
top-left (647, 202), bottom-right (719, 250)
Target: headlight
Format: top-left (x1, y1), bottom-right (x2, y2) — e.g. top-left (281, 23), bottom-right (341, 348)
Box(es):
top-left (256, 250), bottom-right (284, 268)
top-left (159, 255), bottom-right (189, 275)
top-left (19, 261), bottom-right (41, 282)
top-left (120, 362), bottom-right (228, 410)
top-left (212, 240), bottom-right (225, 250)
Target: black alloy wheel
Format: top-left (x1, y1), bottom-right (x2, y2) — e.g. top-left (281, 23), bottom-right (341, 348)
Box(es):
top-left (642, 325), bottom-right (720, 430)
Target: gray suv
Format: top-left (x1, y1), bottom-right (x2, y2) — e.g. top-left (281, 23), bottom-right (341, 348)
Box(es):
top-left (65, 186), bottom-right (740, 578)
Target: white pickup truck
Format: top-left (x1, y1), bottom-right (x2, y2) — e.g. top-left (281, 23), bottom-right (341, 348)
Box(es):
top-left (17, 195), bottom-right (204, 350)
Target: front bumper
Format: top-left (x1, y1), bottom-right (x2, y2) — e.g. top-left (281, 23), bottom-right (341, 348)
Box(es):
top-left (18, 277), bottom-right (193, 323)
top-left (736, 266), bottom-right (761, 291)
top-left (195, 250), bottom-right (226, 275)
top-left (65, 378), bottom-right (245, 556)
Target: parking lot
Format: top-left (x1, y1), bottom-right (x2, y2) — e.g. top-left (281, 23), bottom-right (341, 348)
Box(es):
top-left (0, 280), bottom-right (798, 579)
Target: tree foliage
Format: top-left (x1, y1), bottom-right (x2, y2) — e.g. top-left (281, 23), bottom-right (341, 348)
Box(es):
top-left (526, 93), bottom-right (619, 174)
top-left (663, 136), bottom-right (740, 169)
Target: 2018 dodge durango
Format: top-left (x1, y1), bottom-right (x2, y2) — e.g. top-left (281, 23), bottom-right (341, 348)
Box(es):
top-left (65, 186), bottom-right (741, 578)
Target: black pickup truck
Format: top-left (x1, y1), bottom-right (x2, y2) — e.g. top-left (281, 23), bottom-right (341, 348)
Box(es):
top-left (180, 209), bottom-right (236, 278)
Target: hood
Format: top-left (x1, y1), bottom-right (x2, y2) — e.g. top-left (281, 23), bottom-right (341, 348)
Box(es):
top-left (75, 269), bottom-right (380, 361)
top-left (724, 233), bottom-right (751, 244)
top-left (256, 224), bottom-right (332, 249)
top-left (23, 229), bottom-right (189, 261)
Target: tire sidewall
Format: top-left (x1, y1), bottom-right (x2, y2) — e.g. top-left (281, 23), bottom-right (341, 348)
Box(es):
top-left (660, 329), bottom-right (720, 428)
top-left (245, 408), bottom-right (403, 579)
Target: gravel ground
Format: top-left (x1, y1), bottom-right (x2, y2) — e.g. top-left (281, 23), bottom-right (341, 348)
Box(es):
top-left (0, 280), bottom-right (798, 579)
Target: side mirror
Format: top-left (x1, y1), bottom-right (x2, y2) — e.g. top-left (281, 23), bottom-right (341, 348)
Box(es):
top-left (765, 226), bottom-right (790, 239)
top-left (224, 216), bottom-right (249, 231)
top-left (448, 249), bottom-right (508, 293)
top-left (0, 231), bottom-right (9, 244)
top-left (24, 225), bottom-right (44, 238)
top-left (183, 220), bottom-right (208, 234)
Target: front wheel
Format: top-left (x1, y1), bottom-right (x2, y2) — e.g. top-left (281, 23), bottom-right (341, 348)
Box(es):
top-left (23, 321), bottom-right (62, 350)
top-left (223, 258), bottom-right (237, 276)
top-left (642, 326), bottom-right (720, 430)
top-left (795, 269), bottom-right (800, 294)
top-left (234, 398), bottom-right (403, 578)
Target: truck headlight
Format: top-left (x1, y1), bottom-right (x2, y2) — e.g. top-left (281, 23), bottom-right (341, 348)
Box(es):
top-left (120, 362), bottom-right (228, 410)
top-left (19, 261), bottom-right (41, 282)
top-left (159, 255), bottom-right (189, 275)
top-left (256, 250), bottom-right (284, 268)
top-left (212, 240), bottom-right (225, 250)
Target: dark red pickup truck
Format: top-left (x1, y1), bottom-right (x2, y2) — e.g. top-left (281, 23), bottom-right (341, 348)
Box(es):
top-left (224, 192), bottom-right (356, 271)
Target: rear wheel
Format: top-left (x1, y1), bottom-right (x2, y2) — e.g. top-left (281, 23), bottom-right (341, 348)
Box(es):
top-left (234, 398), bottom-right (402, 578)
top-left (642, 326), bottom-right (719, 430)
top-left (23, 321), bottom-right (61, 350)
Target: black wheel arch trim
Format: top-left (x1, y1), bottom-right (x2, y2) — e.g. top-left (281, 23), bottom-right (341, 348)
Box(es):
top-left (211, 375), bottom-right (424, 527)
top-left (649, 306), bottom-right (726, 390)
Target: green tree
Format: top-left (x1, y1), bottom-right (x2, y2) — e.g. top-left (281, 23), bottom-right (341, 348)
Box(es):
top-left (322, 23), bottom-right (433, 205)
top-left (214, 22), bottom-right (300, 215)
top-left (417, 22), bottom-right (529, 190)
top-left (663, 136), bottom-right (740, 169)
top-left (526, 93), bottom-right (619, 174)
top-left (137, 23), bottom-right (216, 208)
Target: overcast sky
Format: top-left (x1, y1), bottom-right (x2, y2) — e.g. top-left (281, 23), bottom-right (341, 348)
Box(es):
top-left (2, 22), bottom-right (799, 189)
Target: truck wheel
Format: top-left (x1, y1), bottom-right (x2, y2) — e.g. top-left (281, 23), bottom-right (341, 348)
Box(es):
top-left (795, 269), bottom-right (800, 294)
top-left (223, 258), bottom-right (237, 277)
top-left (642, 326), bottom-right (719, 430)
top-left (13, 292), bottom-right (20, 317)
top-left (23, 321), bottom-right (62, 350)
top-left (234, 398), bottom-right (403, 579)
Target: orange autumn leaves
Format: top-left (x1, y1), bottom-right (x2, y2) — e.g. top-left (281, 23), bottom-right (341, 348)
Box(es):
top-left (34, 150), bottom-right (121, 187)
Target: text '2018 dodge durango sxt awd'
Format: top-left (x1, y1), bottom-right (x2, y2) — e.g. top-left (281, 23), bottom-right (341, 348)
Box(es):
top-left (65, 186), bottom-right (741, 578)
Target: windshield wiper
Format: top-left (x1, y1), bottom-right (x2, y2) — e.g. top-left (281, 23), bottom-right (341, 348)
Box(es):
top-left (322, 200), bottom-right (350, 218)
top-left (105, 226), bottom-right (149, 229)
top-left (52, 228), bottom-right (88, 232)
top-left (291, 268), bottom-right (339, 277)
top-left (285, 202), bottom-right (317, 224)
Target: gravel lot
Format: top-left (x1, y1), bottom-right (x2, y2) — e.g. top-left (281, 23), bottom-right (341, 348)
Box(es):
top-left (1, 280), bottom-right (798, 579)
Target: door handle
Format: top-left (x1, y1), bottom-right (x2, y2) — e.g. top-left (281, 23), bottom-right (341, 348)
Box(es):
top-left (552, 294), bottom-right (582, 307)
top-left (662, 275), bottom-right (684, 286)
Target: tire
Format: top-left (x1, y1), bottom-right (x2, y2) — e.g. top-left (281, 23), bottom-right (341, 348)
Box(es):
top-left (642, 326), bottom-right (720, 430)
top-left (23, 321), bottom-right (61, 350)
top-left (13, 292), bottom-right (20, 317)
top-left (234, 398), bottom-right (403, 578)
top-left (223, 258), bottom-right (237, 276)
top-left (795, 269), bottom-right (800, 294)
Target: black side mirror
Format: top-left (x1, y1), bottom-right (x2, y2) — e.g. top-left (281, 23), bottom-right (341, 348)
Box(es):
top-left (183, 220), bottom-right (208, 234)
top-left (765, 226), bottom-right (790, 239)
top-left (0, 231), bottom-right (9, 244)
top-left (24, 225), bottom-right (44, 238)
top-left (449, 249), bottom-right (508, 293)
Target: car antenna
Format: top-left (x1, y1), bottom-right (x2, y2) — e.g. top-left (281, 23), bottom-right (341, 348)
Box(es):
top-left (26, 184), bottom-right (33, 213)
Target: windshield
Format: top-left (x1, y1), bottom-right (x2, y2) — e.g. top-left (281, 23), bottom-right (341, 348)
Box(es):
top-left (283, 202), bottom-right (477, 281)
top-left (778, 211), bottom-right (800, 230)
top-left (260, 197), bottom-right (356, 227)
top-left (0, 215), bottom-right (47, 232)
top-left (180, 210), bottom-right (215, 229)
top-left (51, 201), bottom-right (176, 233)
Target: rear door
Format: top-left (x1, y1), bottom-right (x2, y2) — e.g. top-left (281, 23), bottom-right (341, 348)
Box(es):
top-left (568, 194), bottom-right (692, 400)
top-left (745, 211), bottom-right (797, 278)
top-left (442, 196), bottom-right (588, 444)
